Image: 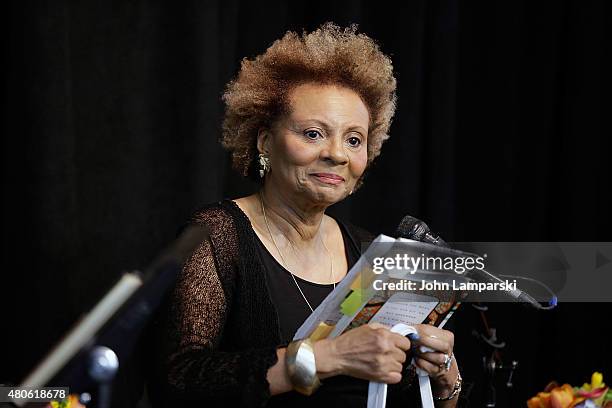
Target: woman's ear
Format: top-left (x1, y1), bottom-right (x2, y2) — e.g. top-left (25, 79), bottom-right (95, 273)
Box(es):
top-left (257, 128), bottom-right (270, 154)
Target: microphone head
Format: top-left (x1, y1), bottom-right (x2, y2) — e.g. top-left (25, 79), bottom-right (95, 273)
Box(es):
top-left (395, 215), bottom-right (431, 241)
top-left (396, 215), bottom-right (449, 247)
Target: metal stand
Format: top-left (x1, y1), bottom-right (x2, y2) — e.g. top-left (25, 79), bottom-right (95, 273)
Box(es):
top-left (16, 225), bottom-right (209, 408)
top-left (86, 346), bottom-right (119, 408)
top-left (472, 304), bottom-right (519, 408)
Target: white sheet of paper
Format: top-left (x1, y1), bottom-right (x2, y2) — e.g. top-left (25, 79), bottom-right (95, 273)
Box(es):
top-left (368, 292), bottom-right (438, 327)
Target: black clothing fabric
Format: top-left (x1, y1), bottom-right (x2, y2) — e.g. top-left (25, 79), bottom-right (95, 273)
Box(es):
top-left (254, 218), bottom-right (361, 344)
top-left (254, 216), bottom-right (372, 407)
top-left (150, 199), bottom-right (418, 407)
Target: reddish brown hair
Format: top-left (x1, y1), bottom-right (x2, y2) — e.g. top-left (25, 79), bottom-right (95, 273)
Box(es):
top-left (221, 22), bottom-right (397, 181)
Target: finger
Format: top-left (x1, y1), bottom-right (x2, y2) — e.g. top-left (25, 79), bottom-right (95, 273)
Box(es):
top-left (374, 357), bottom-right (403, 380)
top-left (384, 371), bottom-right (402, 384)
top-left (414, 333), bottom-right (453, 355)
top-left (414, 357), bottom-right (445, 378)
top-left (414, 324), bottom-right (452, 339)
top-left (390, 333), bottom-right (411, 351)
top-left (368, 322), bottom-right (390, 330)
top-left (415, 351), bottom-right (448, 367)
top-left (389, 360), bottom-right (403, 373)
top-left (415, 325), bottom-right (454, 350)
top-left (388, 347), bottom-right (408, 364)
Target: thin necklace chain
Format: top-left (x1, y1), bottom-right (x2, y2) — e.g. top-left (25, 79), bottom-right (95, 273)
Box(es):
top-left (259, 191), bottom-right (335, 312)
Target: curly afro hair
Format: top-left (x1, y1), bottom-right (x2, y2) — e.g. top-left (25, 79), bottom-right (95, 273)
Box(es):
top-left (221, 22), bottom-right (397, 183)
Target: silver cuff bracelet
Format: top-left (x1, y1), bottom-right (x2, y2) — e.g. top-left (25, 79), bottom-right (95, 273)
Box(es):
top-left (285, 338), bottom-right (321, 395)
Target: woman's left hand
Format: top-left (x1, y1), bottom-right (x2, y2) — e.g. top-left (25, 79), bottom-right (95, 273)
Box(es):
top-left (412, 324), bottom-right (459, 397)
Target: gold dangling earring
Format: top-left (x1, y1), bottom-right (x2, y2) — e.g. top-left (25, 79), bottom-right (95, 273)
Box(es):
top-left (258, 153), bottom-right (270, 178)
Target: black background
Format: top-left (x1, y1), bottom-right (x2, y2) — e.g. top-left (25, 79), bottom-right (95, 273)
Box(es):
top-left (3, 1), bottom-right (610, 407)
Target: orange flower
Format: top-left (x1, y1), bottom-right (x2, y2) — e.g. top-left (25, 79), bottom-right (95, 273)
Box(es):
top-left (550, 384), bottom-right (575, 408)
top-left (527, 373), bottom-right (611, 408)
top-left (527, 392), bottom-right (551, 408)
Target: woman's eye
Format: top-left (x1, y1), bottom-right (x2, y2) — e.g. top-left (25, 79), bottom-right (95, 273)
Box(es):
top-left (347, 136), bottom-right (362, 147)
top-left (305, 130), bottom-right (321, 140)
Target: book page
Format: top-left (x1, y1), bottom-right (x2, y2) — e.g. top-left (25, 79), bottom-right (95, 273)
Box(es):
top-left (368, 292), bottom-right (439, 327)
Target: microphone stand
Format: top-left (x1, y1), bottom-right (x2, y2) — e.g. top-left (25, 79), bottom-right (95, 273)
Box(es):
top-left (86, 346), bottom-right (119, 408)
top-left (16, 226), bottom-right (208, 408)
top-left (471, 303), bottom-right (519, 408)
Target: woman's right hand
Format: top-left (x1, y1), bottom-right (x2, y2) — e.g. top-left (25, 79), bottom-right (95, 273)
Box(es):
top-left (313, 323), bottom-right (412, 384)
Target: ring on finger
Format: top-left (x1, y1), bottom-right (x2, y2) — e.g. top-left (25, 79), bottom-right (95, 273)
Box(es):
top-left (442, 353), bottom-right (452, 372)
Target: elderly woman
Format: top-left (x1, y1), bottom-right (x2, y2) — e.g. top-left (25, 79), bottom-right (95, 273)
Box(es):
top-left (151, 23), bottom-right (460, 407)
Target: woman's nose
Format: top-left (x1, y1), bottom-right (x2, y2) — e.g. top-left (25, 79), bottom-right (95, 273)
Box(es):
top-left (321, 137), bottom-right (349, 165)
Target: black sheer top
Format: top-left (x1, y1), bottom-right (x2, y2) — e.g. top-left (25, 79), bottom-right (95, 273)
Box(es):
top-left (150, 200), bottom-right (418, 408)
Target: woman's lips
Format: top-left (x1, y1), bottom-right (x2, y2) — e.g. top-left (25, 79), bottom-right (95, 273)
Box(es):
top-left (310, 173), bottom-right (345, 185)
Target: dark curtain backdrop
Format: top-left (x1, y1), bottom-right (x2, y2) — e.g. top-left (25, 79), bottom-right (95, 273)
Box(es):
top-left (3, 1), bottom-right (610, 407)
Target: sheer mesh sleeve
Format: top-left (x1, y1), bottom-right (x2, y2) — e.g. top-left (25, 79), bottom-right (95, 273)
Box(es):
top-left (157, 220), bottom-right (280, 407)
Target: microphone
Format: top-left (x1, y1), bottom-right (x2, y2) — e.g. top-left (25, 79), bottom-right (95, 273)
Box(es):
top-left (395, 215), bottom-right (549, 309)
top-left (395, 215), bottom-right (449, 248)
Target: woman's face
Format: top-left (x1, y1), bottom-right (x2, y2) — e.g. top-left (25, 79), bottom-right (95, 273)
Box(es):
top-left (260, 83), bottom-right (369, 207)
